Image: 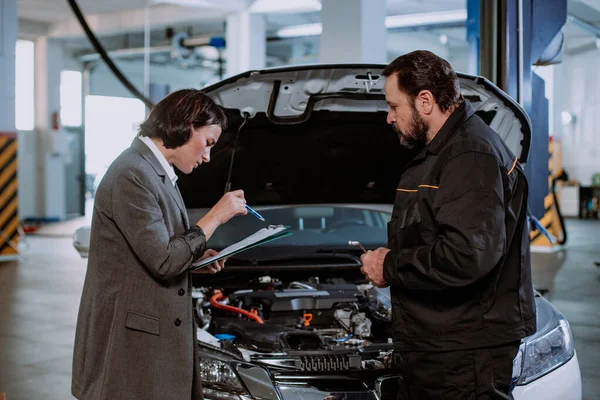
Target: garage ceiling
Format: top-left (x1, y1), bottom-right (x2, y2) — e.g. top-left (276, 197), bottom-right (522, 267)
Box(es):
top-left (17, 0), bottom-right (600, 61)
top-left (19, 0), bottom-right (467, 25)
top-left (19, 0), bottom-right (155, 23)
top-left (19, 0), bottom-right (600, 37)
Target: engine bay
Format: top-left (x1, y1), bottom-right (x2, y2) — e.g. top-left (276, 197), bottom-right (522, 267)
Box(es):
top-left (194, 275), bottom-right (395, 371)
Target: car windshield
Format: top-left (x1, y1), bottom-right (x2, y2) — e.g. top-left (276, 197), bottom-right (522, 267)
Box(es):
top-left (196, 205), bottom-right (391, 256)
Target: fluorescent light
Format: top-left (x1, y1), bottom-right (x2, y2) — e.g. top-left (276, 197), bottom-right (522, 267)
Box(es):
top-left (385, 10), bottom-right (467, 29)
top-left (152, 0), bottom-right (323, 13)
top-left (149, 0), bottom-right (247, 10)
top-left (277, 23), bottom-right (322, 38)
top-left (250, 0), bottom-right (321, 14)
top-left (275, 9), bottom-right (467, 39)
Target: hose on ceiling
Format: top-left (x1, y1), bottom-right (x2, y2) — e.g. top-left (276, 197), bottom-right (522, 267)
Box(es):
top-left (66, 0), bottom-right (155, 109)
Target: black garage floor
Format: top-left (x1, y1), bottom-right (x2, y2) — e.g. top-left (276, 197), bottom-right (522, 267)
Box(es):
top-left (0, 218), bottom-right (599, 400)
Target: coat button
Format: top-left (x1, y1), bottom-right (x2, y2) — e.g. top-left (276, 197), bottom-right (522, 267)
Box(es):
top-left (178, 288), bottom-right (185, 296)
top-left (174, 318), bottom-right (181, 327)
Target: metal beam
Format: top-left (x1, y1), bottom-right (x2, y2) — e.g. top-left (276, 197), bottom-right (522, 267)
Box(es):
top-left (18, 19), bottom-right (49, 39)
top-left (567, 14), bottom-right (600, 37)
top-left (565, 39), bottom-right (600, 56)
top-left (479, 0), bottom-right (499, 86)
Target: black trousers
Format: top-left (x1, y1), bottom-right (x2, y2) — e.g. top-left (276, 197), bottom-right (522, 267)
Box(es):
top-left (392, 341), bottom-right (521, 400)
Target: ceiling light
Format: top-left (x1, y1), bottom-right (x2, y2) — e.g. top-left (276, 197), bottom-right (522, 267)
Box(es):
top-left (149, 0), bottom-right (247, 10)
top-left (249, 0), bottom-right (321, 14)
top-left (385, 10), bottom-right (467, 29)
top-left (277, 23), bottom-right (322, 38)
top-left (275, 9), bottom-right (467, 39)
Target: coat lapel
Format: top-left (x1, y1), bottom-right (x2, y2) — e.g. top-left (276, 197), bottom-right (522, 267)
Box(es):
top-left (131, 138), bottom-right (190, 228)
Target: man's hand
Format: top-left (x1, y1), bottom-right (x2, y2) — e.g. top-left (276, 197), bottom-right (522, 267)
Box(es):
top-left (360, 247), bottom-right (391, 287)
top-left (195, 249), bottom-right (226, 274)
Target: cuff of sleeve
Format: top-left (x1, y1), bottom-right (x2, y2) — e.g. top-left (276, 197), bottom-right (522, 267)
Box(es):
top-left (181, 225), bottom-right (207, 262)
top-left (383, 250), bottom-right (399, 287)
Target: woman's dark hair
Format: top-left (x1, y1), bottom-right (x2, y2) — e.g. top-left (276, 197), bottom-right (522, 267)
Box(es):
top-left (382, 50), bottom-right (463, 113)
top-left (138, 89), bottom-right (228, 149)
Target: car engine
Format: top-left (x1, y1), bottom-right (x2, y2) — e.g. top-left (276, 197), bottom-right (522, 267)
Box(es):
top-left (194, 276), bottom-right (394, 372)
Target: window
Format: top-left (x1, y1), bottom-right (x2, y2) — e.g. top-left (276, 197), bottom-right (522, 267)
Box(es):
top-left (85, 95), bottom-right (145, 187)
top-left (15, 40), bottom-right (35, 131)
top-left (61, 70), bottom-right (83, 127)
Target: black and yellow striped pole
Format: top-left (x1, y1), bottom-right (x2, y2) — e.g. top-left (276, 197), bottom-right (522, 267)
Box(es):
top-left (0, 0), bottom-right (19, 261)
top-left (0, 132), bottom-right (20, 260)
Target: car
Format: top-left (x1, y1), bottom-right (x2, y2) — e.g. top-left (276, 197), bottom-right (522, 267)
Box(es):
top-left (74, 64), bottom-right (582, 400)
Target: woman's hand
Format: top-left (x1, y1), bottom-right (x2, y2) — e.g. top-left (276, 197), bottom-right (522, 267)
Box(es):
top-left (195, 249), bottom-right (226, 274)
top-left (196, 190), bottom-right (248, 240)
top-left (210, 190), bottom-right (248, 224)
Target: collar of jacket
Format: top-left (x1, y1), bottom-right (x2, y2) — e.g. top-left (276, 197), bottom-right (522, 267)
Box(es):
top-left (408, 100), bottom-right (476, 164)
top-left (131, 137), bottom-right (170, 180)
top-left (426, 100), bottom-right (475, 155)
top-left (130, 137), bottom-right (190, 227)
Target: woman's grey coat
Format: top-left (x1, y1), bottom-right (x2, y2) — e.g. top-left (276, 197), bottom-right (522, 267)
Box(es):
top-left (72, 138), bottom-right (207, 400)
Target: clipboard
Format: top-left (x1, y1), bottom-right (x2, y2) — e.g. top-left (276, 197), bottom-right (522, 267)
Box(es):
top-left (191, 225), bottom-right (292, 269)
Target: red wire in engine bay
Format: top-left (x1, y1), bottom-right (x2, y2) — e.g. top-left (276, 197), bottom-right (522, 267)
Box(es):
top-left (210, 290), bottom-right (264, 324)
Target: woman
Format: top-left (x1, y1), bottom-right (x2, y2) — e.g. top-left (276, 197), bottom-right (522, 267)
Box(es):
top-left (72, 89), bottom-right (247, 400)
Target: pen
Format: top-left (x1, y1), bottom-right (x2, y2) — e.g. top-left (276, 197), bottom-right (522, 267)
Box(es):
top-left (246, 204), bottom-right (265, 222)
top-left (348, 240), bottom-right (367, 253)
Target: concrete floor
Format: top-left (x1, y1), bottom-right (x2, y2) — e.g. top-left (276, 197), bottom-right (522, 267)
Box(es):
top-left (0, 218), bottom-right (598, 400)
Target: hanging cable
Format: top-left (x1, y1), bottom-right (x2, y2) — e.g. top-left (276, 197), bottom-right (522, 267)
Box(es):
top-left (66, 0), bottom-right (155, 109)
top-left (224, 113), bottom-right (249, 193)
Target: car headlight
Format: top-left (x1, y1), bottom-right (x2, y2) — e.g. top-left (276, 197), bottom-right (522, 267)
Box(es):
top-left (516, 319), bottom-right (575, 385)
top-left (199, 358), bottom-right (251, 400)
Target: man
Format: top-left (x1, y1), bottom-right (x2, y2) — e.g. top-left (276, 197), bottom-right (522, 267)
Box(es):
top-left (72, 89), bottom-right (247, 399)
top-left (360, 51), bottom-right (536, 399)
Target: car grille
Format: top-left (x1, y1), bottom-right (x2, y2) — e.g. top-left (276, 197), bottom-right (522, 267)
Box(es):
top-left (296, 354), bottom-right (361, 372)
top-left (278, 387), bottom-right (377, 400)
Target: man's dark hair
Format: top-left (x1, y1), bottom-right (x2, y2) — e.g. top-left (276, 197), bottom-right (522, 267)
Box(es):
top-left (382, 50), bottom-right (463, 113)
top-left (139, 89), bottom-right (227, 149)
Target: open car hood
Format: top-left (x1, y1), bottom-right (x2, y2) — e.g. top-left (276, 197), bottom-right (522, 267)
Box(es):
top-left (177, 64), bottom-right (531, 208)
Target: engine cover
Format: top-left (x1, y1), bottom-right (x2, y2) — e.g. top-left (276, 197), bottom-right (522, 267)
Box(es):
top-left (229, 283), bottom-right (363, 312)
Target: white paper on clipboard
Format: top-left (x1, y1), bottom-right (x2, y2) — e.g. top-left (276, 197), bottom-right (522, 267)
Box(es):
top-left (191, 225), bottom-right (292, 269)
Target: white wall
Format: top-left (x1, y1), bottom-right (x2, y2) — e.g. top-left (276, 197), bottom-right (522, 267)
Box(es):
top-left (553, 50), bottom-right (600, 186)
top-left (387, 31), bottom-right (451, 62)
top-left (447, 46), bottom-right (469, 74)
top-left (17, 41), bottom-right (83, 219)
top-left (387, 31), bottom-right (469, 75)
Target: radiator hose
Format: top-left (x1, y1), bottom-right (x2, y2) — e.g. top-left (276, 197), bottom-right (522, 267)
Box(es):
top-left (210, 290), bottom-right (264, 324)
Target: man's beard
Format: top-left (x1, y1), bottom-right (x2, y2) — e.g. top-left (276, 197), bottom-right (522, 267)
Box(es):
top-left (393, 109), bottom-right (429, 151)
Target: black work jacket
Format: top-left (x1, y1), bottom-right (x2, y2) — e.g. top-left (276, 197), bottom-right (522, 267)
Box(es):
top-left (383, 101), bottom-right (536, 351)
